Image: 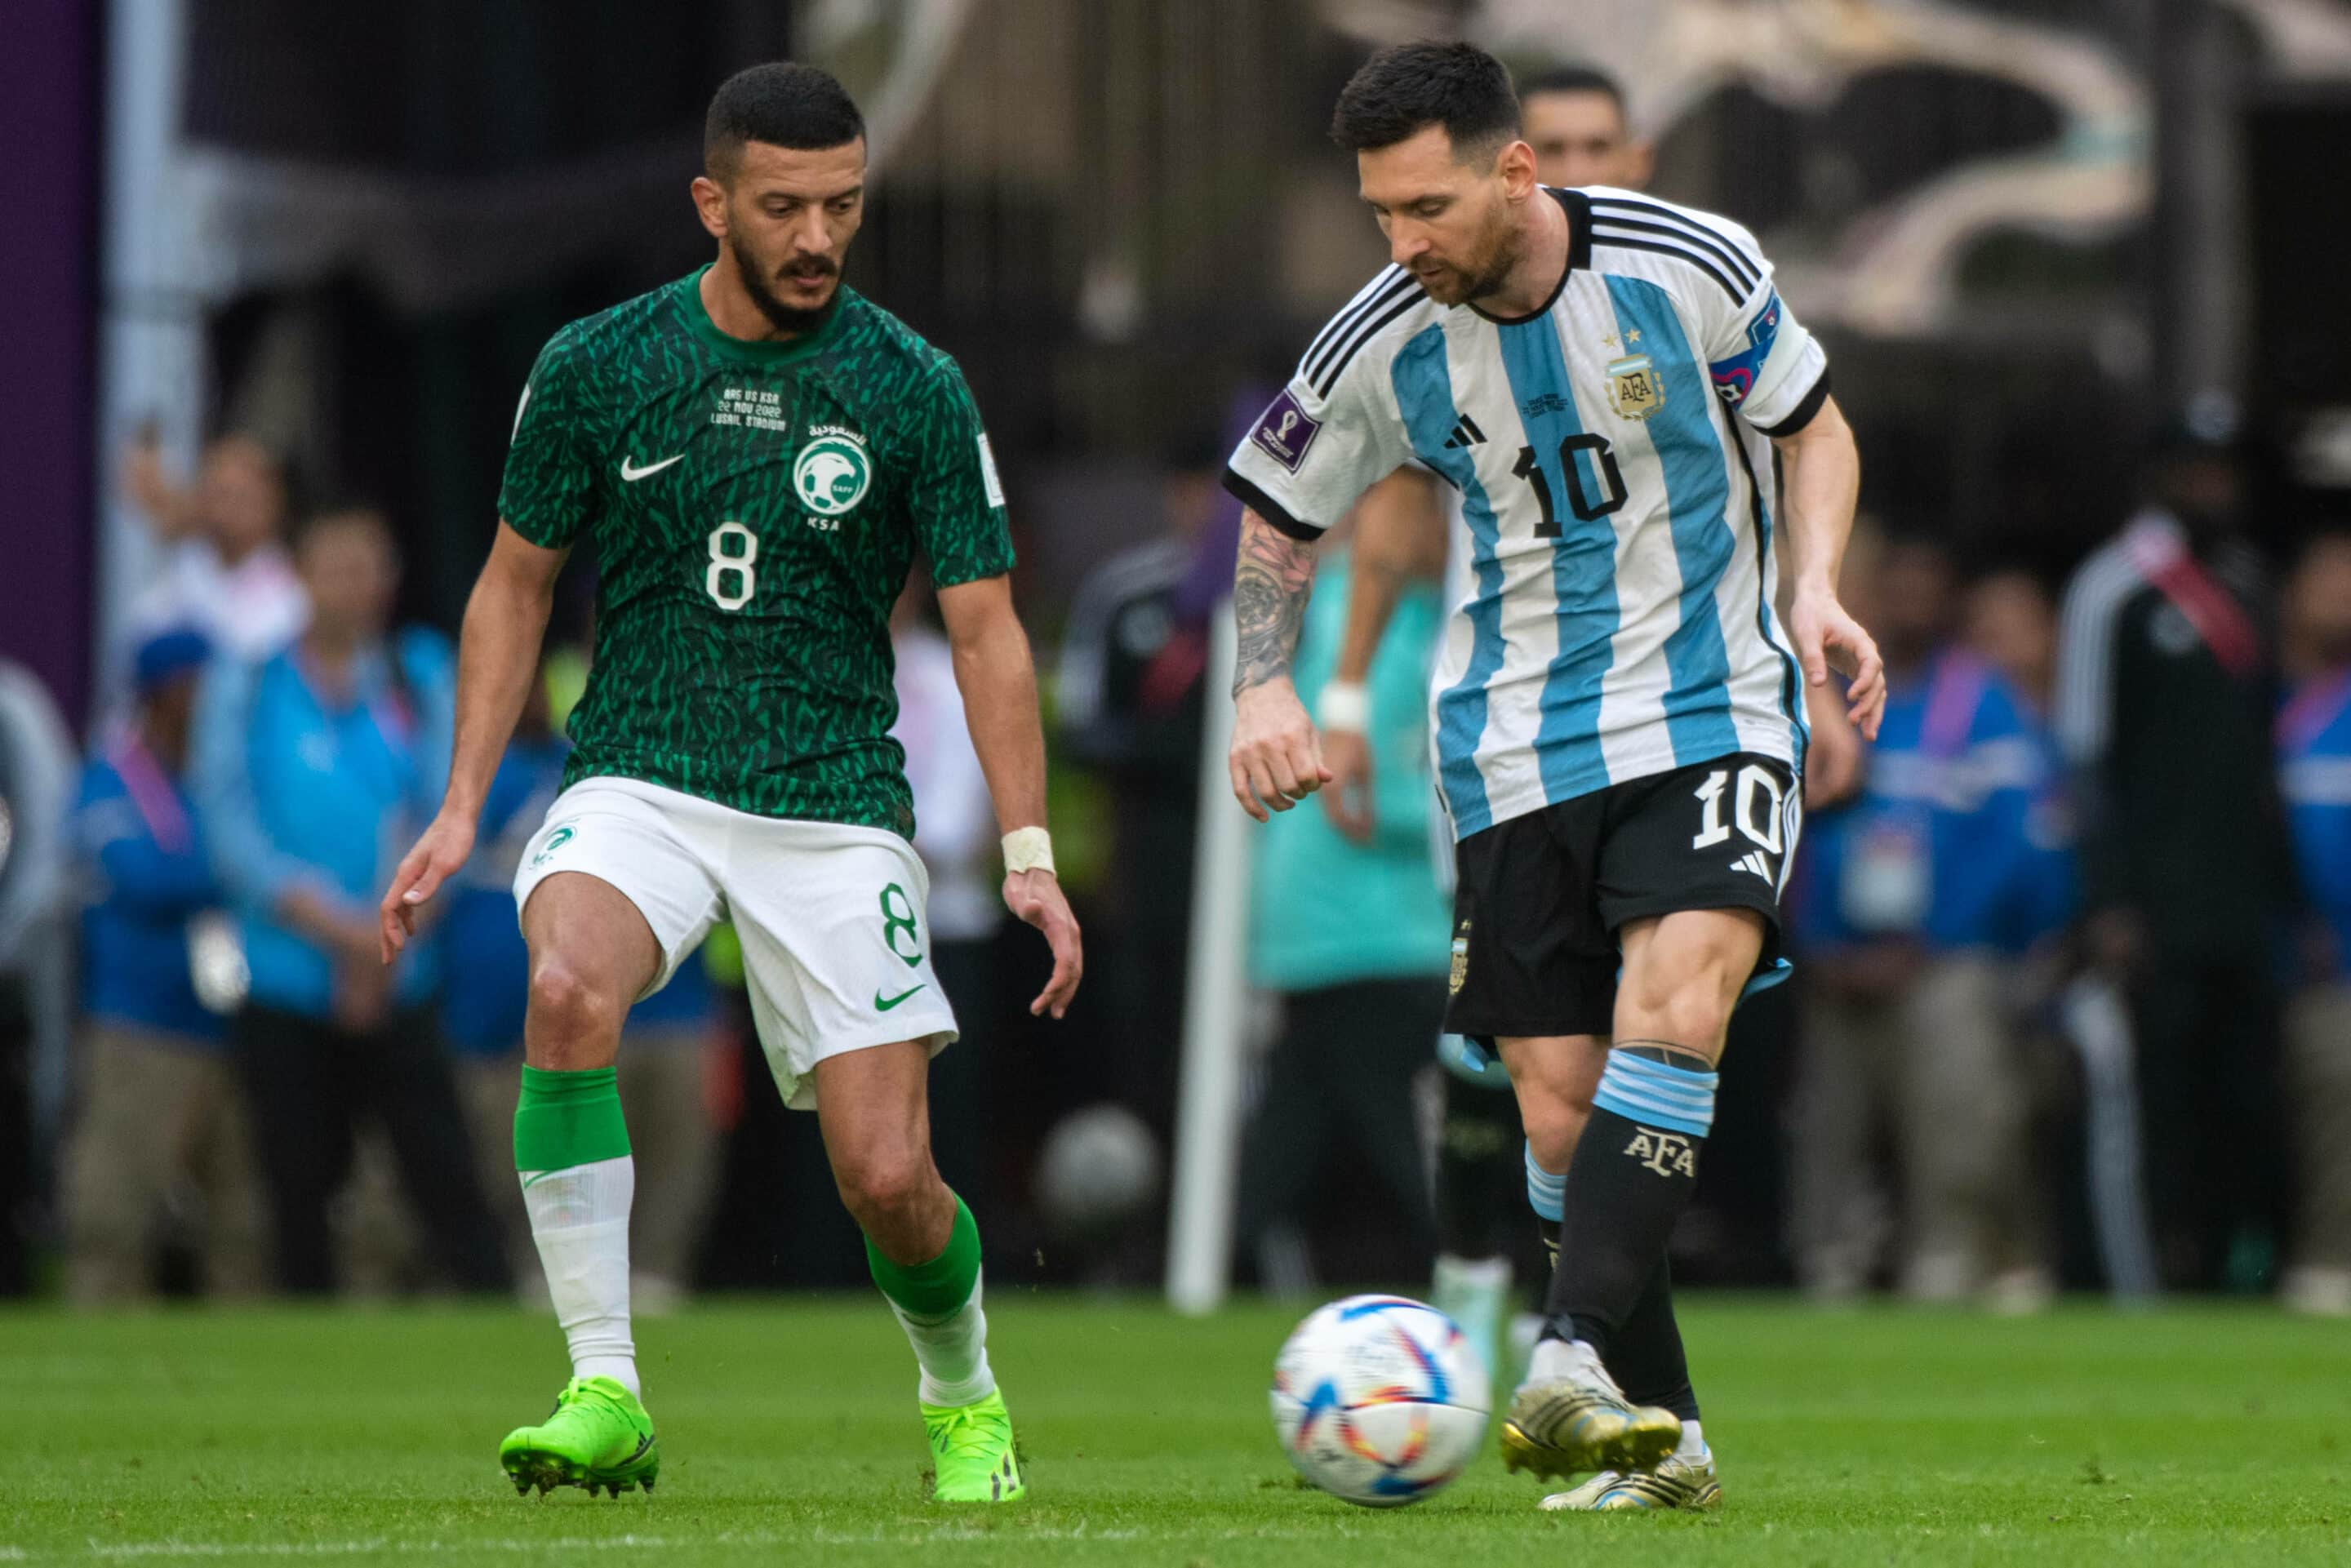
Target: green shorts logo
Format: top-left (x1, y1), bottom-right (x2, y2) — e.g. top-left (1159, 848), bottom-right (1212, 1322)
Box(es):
top-left (793, 433), bottom-right (872, 517)
top-left (531, 824), bottom-right (576, 868)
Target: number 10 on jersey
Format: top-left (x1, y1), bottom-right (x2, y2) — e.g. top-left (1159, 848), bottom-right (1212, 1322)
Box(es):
top-left (706, 522), bottom-right (758, 610)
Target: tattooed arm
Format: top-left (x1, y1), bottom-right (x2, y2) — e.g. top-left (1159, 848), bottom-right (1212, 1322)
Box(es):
top-left (1227, 506), bottom-right (1333, 823)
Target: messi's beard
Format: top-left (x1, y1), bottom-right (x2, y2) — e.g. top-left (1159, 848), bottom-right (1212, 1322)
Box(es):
top-left (729, 233), bottom-right (842, 336)
top-left (1460, 220), bottom-right (1524, 308)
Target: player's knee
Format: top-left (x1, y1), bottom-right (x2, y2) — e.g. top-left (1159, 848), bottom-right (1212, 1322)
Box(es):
top-left (525, 957), bottom-right (625, 1063)
top-left (833, 1143), bottom-right (936, 1230)
top-left (1615, 970), bottom-right (1735, 1055)
top-left (1516, 1094), bottom-right (1586, 1173)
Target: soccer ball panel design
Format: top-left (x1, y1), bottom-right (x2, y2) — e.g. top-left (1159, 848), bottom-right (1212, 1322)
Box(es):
top-left (1269, 1295), bottom-right (1491, 1508)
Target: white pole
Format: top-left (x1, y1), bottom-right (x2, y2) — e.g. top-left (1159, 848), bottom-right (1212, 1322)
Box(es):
top-left (96, 0), bottom-right (204, 704)
top-left (1166, 602), bottom-right (1252, 1314)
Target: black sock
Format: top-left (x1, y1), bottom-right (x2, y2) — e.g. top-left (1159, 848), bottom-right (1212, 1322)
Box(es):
top-left (1542, 1178), bottom-right (1697, 1417)
top-left (1542, 1045), bottom-right (1716, 1357)
top-left (1609, 1255), bottom-right (1699, 1421)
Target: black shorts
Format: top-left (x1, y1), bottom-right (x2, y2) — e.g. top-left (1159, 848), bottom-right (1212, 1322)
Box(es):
top-left (1442, 752), bottom-right (1798, 1042)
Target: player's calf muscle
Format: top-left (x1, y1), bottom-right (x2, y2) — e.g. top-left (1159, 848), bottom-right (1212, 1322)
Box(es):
top-left (834, 1152), bottom-right (951, 1260)
top-left (1500, 1037), bottom-right (1607, 1170)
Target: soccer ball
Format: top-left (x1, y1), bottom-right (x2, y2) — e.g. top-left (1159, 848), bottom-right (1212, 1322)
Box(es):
top-left (1032, 1103), bottom-right (1162, 1239)
top-left (1269, 1295), bottom-right (1491, 1507)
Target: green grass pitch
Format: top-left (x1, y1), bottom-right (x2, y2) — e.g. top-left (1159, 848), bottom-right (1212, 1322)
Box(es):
top-left (7, 1295), bottom-right (2348, 1565)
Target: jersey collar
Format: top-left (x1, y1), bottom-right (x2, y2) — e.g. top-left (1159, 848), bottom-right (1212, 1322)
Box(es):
top-left (682, 264), bottom-right (851, 363)
top-left (1470, 188), bottom-right (1589, 326)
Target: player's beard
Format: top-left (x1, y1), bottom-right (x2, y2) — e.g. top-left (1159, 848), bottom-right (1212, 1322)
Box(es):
top-left (1413, 217), bottom-right (1520, 309)
top-left (1459, 216), bottom-right (1523, 309)
top-left (729, 233), bottom-right (842, 336)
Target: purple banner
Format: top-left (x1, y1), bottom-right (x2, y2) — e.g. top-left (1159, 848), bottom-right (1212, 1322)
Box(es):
top-left (0, 0), bottom-right (96, 728)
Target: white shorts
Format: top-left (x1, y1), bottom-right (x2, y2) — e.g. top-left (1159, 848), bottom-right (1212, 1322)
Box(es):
top-left (512, 776), bottom-right (958, 1111)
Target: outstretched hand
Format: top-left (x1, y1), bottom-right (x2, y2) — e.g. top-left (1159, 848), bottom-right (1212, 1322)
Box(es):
top-left (378, 812), bottom-right (476, 963)
top-left (1004, 868), bottom-right (1082, 1019)
top-left (1789, 587), bottom-right (1887, 740)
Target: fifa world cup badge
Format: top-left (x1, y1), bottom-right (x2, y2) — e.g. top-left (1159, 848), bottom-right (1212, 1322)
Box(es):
top-left (1606, 354), bottom-right (1664, 422)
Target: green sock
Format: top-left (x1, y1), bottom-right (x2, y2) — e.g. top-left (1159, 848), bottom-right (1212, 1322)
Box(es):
top-left (513, 1064), bottom-right (631, 1171)
top-left (513, 1065), bottom-right (638, 1393)
top-left (867, 1194), bottom-right (994, 1406)
top-left (866, 1193), bottom-right (982, 1318)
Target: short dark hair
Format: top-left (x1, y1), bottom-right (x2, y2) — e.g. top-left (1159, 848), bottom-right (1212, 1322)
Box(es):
top-left (1519, 64), bottom-right (1627, 114)
top-left (291, 498), bottom-right (392, 551)
top-left (1330, 40), bottom-right (1519, 158)
top-left (704, 62), bottom-right (865, 180)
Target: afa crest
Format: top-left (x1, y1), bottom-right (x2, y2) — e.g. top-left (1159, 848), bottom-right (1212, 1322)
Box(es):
top-left (1623, 1126), bottom-right (1697, 1179)
top-left (1448, 924), bottom-right (1470, 996)
top-left (1605, 354), bottom-right (1664, 422)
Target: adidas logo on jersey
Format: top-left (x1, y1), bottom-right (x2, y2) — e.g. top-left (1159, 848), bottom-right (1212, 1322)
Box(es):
top-left (1442, 414), bottom-right (1487, 449)
top-left (1731, 851), bottom-right (1774, 882)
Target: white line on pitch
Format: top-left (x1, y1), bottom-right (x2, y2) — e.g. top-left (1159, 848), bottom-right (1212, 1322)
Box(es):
top-left (2, 1525), bottom-right (1370, 1561)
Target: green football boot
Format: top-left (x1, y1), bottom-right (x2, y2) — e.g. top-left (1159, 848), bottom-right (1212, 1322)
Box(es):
top-left (500, 1376), bottom-right (660, 1498)
top-left (922, 1389), bottom-right (1025, 1503)
top-left (1500, 1342), bottom-right (1682, 1482)
top-left (1540, 1451), bottom-right (1723, 1512)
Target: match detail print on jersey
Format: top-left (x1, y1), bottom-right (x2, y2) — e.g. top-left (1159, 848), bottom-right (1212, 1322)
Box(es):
top-left (1224, 187), bottom-right (1829, 841)
top-left (499, 267), bottom-right (1014, 837)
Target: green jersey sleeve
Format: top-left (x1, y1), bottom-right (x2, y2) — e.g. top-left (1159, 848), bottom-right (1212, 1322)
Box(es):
top-left (901, 358), bottom-right (1015, 587)
top-left (499, 329), bottom-right (600, 549)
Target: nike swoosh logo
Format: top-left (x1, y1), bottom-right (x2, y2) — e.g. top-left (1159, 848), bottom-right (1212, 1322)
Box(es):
top-left (620, 455), bottom-right (683, 481)
top-left (874, 984), bottom-right (928, 1012)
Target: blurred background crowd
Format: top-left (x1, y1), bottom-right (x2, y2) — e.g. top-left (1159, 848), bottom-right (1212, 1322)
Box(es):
top-left (5, 0), bottom-right (2351, 1330)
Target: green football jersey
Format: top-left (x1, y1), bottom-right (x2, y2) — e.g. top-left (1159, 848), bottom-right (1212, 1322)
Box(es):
top-left (500, 267), bottom-right (1015, 837)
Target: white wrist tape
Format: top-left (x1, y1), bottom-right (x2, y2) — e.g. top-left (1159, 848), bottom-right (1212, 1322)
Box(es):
top-left (1315, 681), bottom-right (1370, 734)
top-left (1002, 826), bottom-right (1056, 877)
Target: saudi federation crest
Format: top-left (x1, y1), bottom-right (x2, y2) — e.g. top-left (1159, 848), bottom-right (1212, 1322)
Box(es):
top-left (1605, 354), bottom-right (1664, 422)
top-left (531, 824), bottom-right (575, 868)
top-left (793, 430), bottom-right (873, 516)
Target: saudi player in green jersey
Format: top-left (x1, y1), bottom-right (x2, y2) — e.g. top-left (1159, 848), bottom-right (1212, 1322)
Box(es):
top-left (378, 62), bottom-right (1081, 1504)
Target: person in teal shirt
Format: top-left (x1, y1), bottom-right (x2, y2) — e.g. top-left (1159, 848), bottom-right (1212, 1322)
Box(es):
top-left (1235, 549), bottom-right (1451, 1281)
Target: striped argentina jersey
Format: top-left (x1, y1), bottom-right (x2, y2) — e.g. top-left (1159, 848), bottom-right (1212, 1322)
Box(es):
top-left (1225, 187), bottom-right (1830, 840)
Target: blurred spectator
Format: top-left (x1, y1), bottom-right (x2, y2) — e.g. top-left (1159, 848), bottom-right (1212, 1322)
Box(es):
top-left (63, 629), bottom-right (265, 1299)
top-left (1233, 519), bottom-right (1450, 1288)
top-left (192, 504), bottom-right (507, 1295)
top-left (2055, 404), bottom-right (2297, 1290)
top-left (122, 432), bottom-right (309, 663)
top-left (1058, 432), bottom-right (1227, 1116)
top-left (1963, 566), bottom-right (2060, 715)
top-left (2276, 531), bottom-right (2351, 1316)
top-left (611, 952), bottom-right (722, 1312)
top-left (440, 661), bottom-right (573, 1287)
top-left (1790, 534), bottom-right (2071, 1302)
top-left (895, 569), bottom-right (1007, 1232)
top-left (0, 657), bottom-right (77, 1295)
top-left (1518, 62), bottom-right (1654, 190)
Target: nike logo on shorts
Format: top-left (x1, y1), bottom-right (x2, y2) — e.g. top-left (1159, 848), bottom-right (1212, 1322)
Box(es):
top-left (874, 984), bottom-right (928, 1012)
